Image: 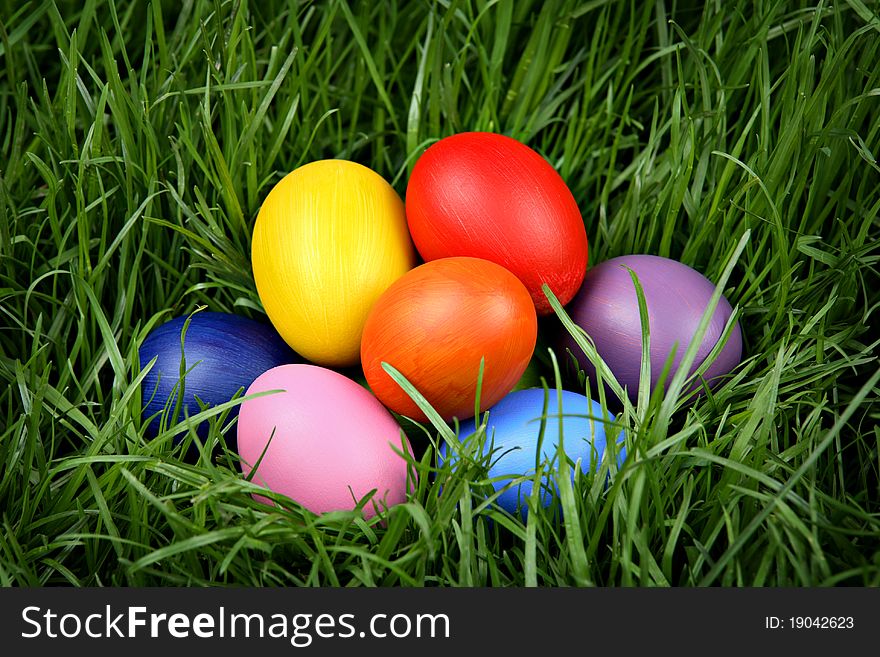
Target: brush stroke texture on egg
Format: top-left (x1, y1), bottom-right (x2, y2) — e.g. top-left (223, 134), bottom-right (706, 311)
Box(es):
top-left (559, 254), bottom-right (743, 400)
top-left (361, 256), bottom-right (538, 422)
top-left (252, 160), bottom-right (416, 366)
top-left (405, 132), bottom-right (588, 314)
top-left (237, 364), bottom-right (412, 518)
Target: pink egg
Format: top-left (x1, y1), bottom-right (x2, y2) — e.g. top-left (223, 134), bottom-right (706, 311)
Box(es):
top-left (237, 364), bottom-right (412, 518)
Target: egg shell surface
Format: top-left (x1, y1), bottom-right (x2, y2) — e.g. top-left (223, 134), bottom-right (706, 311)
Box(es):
top-left (139, 311), bottom-right (298, 438)
top-left (252, 160), bottom-right (416, 367)
top-left (405, 132), bottom-right (588, 314)
top-left (559, 254), bottom-right (742, 400)
top-left (441, 388), bottom-right (623, 516)
top-left (360, 257), bottom-right (538, 423)
top-left (236, 364), bottom-right (412, 518)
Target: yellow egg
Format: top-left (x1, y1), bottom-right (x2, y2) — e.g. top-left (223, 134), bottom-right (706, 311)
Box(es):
top-left (252, 160), bottom-right (416, 366)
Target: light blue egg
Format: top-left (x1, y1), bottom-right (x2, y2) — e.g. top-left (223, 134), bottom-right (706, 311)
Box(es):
top-left (440, 388), bottom-right (624, 516)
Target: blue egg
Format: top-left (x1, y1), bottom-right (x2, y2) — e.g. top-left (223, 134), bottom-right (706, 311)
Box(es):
top-left (139, 311), bottom-right (299, 438)
top-left (441, 388), bottom-right (624, 516)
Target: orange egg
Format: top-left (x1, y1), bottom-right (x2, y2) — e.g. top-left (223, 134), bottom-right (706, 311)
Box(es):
top-left (360, 257), bottom-right (537, 422)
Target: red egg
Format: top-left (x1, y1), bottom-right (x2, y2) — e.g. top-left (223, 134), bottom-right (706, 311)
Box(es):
top-left (360, 257), bottom-right (538, 422)
top-left (405, 132), bottom-right (588, 314)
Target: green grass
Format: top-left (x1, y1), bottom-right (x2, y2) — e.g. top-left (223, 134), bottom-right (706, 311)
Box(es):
top-left (1, 0), bottom-right (879, 586)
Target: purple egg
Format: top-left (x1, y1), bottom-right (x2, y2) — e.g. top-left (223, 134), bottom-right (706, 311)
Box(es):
top-left (558, 255), bottom-right (742, 400)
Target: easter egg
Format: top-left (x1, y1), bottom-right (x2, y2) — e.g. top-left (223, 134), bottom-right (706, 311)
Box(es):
top-left (139, 311), bottom-right (298, 437)
top-left (405, 132), bottom-right (588, 314)
top-left (252, 160), bottom-right (416, 367)
top-left (236, 364), bottom-right (412, 517)
top-left (558, 254), bottom-right (743, 400)
top-left (361, 257), bottom-right (537, 423)
top-left (440, 388), bottom-right (623, 516)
